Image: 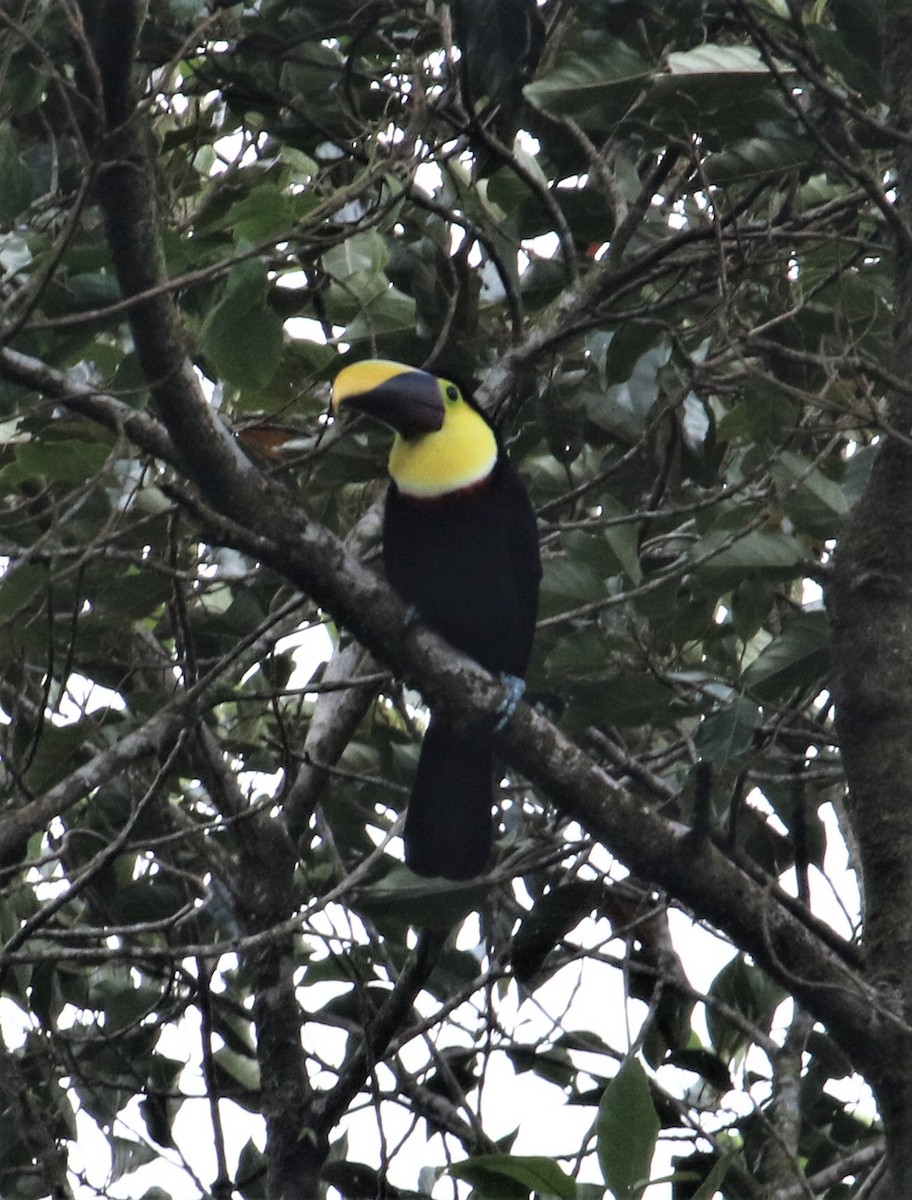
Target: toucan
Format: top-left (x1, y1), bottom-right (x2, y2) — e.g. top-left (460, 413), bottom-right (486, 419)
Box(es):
top-left (331, 360), bottom-right (541, 880)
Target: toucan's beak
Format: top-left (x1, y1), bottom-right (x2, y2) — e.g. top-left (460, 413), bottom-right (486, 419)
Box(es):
top-left (331, 360), bottom-right (445, 437)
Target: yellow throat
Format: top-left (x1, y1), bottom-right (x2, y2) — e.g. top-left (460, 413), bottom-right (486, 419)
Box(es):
top-left (388, 381), bottom-right (498, 498)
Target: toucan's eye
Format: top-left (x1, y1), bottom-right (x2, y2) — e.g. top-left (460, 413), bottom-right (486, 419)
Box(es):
top-left (445, 385), bottom-right (459, 402)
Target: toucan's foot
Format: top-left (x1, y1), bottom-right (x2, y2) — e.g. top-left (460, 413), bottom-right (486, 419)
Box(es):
top-left (402, 603), bottom-right (421, 629)
top-left (492, 673), bottom-right (525, 732)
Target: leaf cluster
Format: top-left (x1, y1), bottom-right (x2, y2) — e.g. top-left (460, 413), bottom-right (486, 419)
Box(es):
top-left (0, 0), bottom-right (896, 1197)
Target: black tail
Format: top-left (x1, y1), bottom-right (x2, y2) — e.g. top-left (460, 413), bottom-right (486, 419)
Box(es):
top-left (404, 717), bottom-right (494, 880)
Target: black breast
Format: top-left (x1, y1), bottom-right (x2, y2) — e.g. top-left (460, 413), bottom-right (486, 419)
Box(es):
top-left (382, 457), bottom-right (540, 679)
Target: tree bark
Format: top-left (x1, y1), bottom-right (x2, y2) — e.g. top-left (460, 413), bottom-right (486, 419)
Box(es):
top-left (825, 5), bottom-right (912, 1194)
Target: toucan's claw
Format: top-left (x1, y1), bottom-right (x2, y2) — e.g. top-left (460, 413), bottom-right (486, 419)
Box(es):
top-left (402, 603), bottom-right (421, 629)
top-left (492, 673), bottom-right (525, 732)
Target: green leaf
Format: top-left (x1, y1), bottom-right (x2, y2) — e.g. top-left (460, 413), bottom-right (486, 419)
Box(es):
top-left (563, 676), bottom-right (675, 729)
top-left (0, 563), bottom-right (46, 619)
top-left (716, 385), bottom-right (797, 445)
top-left (808, 23), bottom-right (882, 102)
top-left (224, 185), bottom-right (300, 242)
top-left (544, 629), bottom-right (621, 680)
top-left (200, 260), bottom-right (284, 390)
top-left (697, 529), bottom-right (807, 573)
top-left (323, 1160), bottom-right (395, 1200)
top-left (236, 1137), bottom-right (268, 1200)
top-left (556, 1030), bottom-right (618, 1058)
top-left (772, 449), bottom-right (851, 538)
top-left (23, 721), bottom-right (94, 792)
top-left (506, 1044), bottom-right (576, 1090)
top-left (742, 611), bottom-right (829, 700)
top-left (596, 1057), bottom-right (659, 1198)
top-left (112, 876), bottom-right (189, 924)
top-left (664, 44), bottom-right (770, 78)
top-left (665, 1048), bottom-right (732, 1094)
top-left (0, 439), bottom-right (111, 485)
top-left (598, 326), bottom-right (664, 385)
top-left (706, 134), bottom-right (818, 185)
top-left (343, 286), bottom-right (418, 339)
top-left (66, 270), bottom-right (122, 305)
top-left (586, 341), bottom-right (671, 442)
top-left (323, 231), bottom-right (390, 279)
top-left (707, 956), bottom-right (786, 1062)
top-left (688, 1153), bottom-right (733, 1200)
top-left (651, 43), bottom-right (781, 128)
top-left (694, 698), bottom-right (759, 766)
top-left (353, 865), bottom-right (490, 930)
top-left (511, 881), bottom-right (604, 983)
top-left (213, 1046), bottom-right (261, 1105)
top-left (524, 36), bottom-right (650, 131)
top-left (110, 1137), bottom-right (158, 1183)
top-left (602, 500), bottom-right (643, 584)
top-left (539, 555), bottom-right (608, 615)
top-left (0, 126), bottom-right (36, 223)
top-left (450, 1154), bottom-right (576, 1200)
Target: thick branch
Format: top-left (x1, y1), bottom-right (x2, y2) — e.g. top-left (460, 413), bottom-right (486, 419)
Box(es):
top-left (73, 0), bottom-right (266, 517)
top-left (0, 346), bottom-right (179, 466)
top-left (0, 341), bottom-right (886, 1086)
top-left (141, 470), bottom-right (889, 1079)
top-left (824, 6), bottom-right (912, 1195)
top-left (0, 700), bottom-right (187, 872)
